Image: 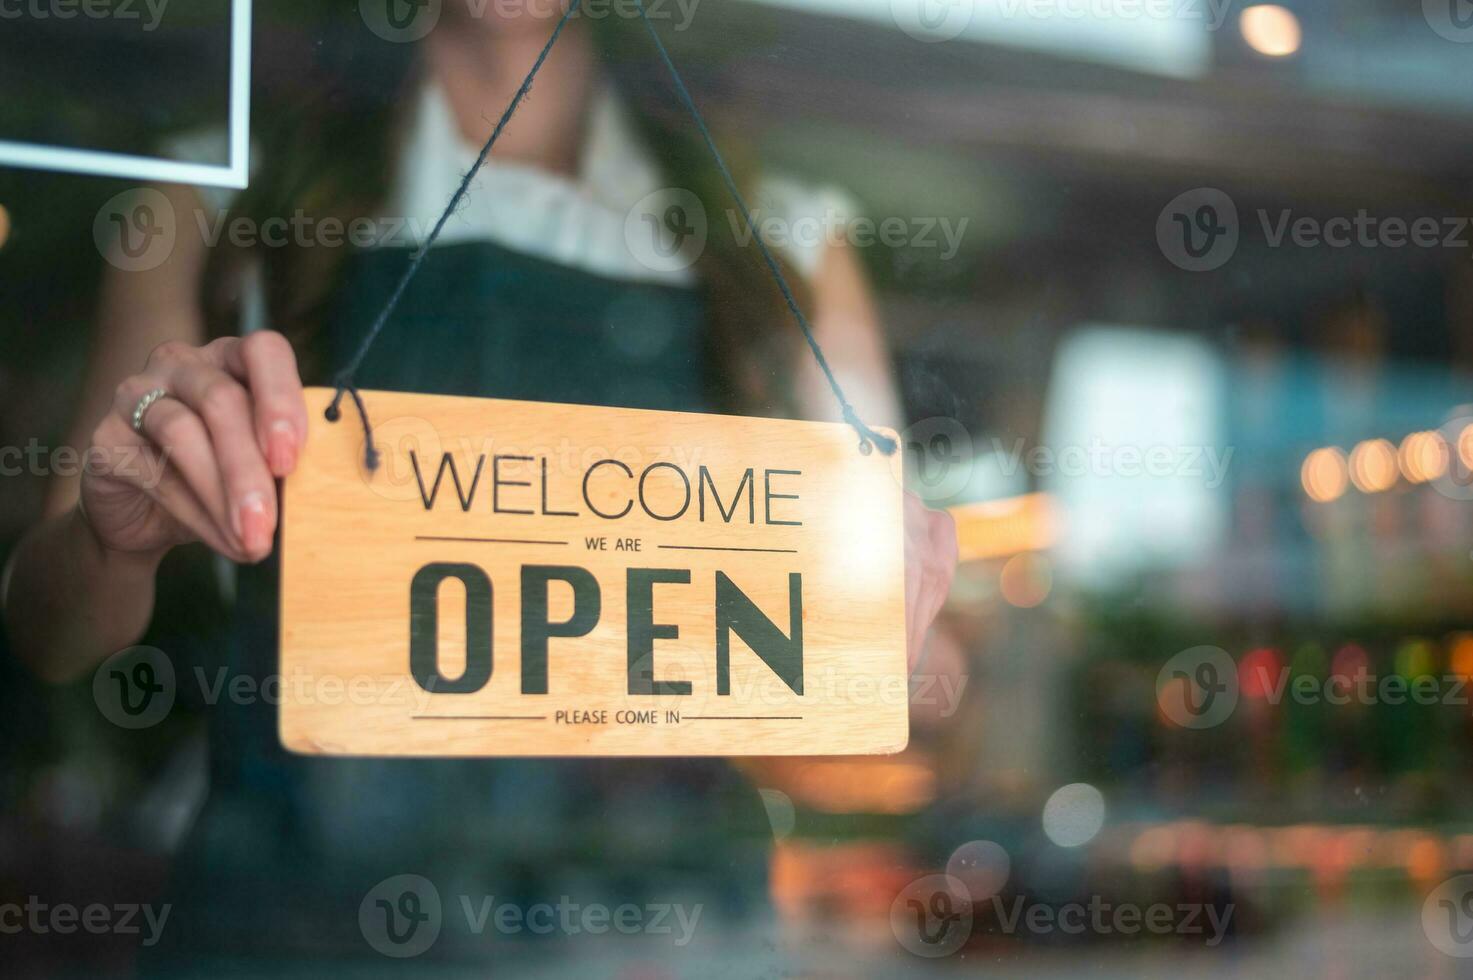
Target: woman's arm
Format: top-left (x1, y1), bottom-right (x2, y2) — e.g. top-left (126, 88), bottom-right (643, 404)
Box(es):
top-left (4, 184), bottom-right (210, 681)
top-left (793, 239), bottom-right (904, 430)
top-left (797, 240), bottom-right (958, 669)
top-left (1, 183), bottom-right (306, 683)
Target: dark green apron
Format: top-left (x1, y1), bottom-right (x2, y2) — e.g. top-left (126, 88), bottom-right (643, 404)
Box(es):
top-left (146, 242), bottom-right (775, 972)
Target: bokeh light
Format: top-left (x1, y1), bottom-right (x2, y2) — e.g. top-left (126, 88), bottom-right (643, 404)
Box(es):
top-left (1459, 424), bottom-right (1473, 470)
top-left (1301, 447), bottom-right (1347, 502)
top-left (1450, 634), bottom-right (1473, 681)
top-left (1398, 431), bottom-right (1447, 483)
top-left (946, 840), bottom-right (1010, 901)
top-left (1239, 647), bottom-right (1284, 699)
top-left (1042, 783), bottom-right (1106, 848)
top-left (1349, 438), bottom-right (1397, 493)
top-left (999, 552), bottom-right (1052, 608)
top-left (1394, 639), bottom-right (1435, 681)
top-left (1241, 5), bottom-right (1302, 57)
top-left (1330, 644), bottom-right (1370, 684)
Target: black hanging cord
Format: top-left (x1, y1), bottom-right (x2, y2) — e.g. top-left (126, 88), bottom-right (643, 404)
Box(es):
top-left (629, 0), bottom-right (895, 457)
top-left (328, 0), bottom-right (896, 468)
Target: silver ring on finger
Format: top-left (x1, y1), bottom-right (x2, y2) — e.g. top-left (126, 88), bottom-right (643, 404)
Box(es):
top-left (131, 387), bottom-right (171, 434)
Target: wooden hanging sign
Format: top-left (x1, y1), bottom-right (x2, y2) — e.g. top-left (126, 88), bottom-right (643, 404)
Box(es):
top-left (279, 388), bottom-right (909, 757)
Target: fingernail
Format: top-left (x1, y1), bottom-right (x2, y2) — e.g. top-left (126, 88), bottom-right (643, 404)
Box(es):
top-left (236, 492), bottom-right (271, 555)
top-left (267, 420), bottom-right (298, 476)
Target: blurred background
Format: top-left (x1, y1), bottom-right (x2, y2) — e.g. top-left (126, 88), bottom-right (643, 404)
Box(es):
top-left (5, 0), bottom-right (1473, 976)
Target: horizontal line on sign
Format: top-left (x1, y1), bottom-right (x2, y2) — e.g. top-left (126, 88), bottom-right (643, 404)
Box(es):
top-left (684, 716), bottom-right (804, 721)
top-left (413, 715), bottom-right (547, 721)
top-left (658, 545), bottom-right (798, 554)
top-left (416, 536), bottom-right (568, 546)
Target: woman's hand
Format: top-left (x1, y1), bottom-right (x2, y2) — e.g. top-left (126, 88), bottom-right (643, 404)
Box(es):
top-left (905, 491), bottom-right (958, 672)
top-left (79, 331), bottom-right (308, 565)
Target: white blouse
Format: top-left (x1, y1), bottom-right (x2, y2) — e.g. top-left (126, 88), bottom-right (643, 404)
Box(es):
top-left (169, 81), bottom-right (859, 302)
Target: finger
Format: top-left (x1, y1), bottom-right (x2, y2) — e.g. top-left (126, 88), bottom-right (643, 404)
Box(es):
top-left (154, 358), bottom-right (277, 561)
top-left (91, 414), bottom-right (250, 562)
top-left (927, 508), bottom-right (959, 601)
top-left (123, 386), bottom-right (235, 550)
top-left (904, 501), bottom-right (958, 672)
top-left (211, 332), bottom-right (308, 478)
top-left (903, 496), bottom-right (928, 669)
top-left (922, 509), bottom-right (958, 625)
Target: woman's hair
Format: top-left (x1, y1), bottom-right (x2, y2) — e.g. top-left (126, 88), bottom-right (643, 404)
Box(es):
top-left (203, 3), bottom-right (810, 414)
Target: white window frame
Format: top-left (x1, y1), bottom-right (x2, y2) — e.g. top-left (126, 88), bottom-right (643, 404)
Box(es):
top-left (0, 0), bottom-right (252, 188)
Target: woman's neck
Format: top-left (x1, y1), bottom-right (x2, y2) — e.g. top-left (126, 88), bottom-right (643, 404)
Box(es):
top-left (423, 24), bottom-right (596, 177)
